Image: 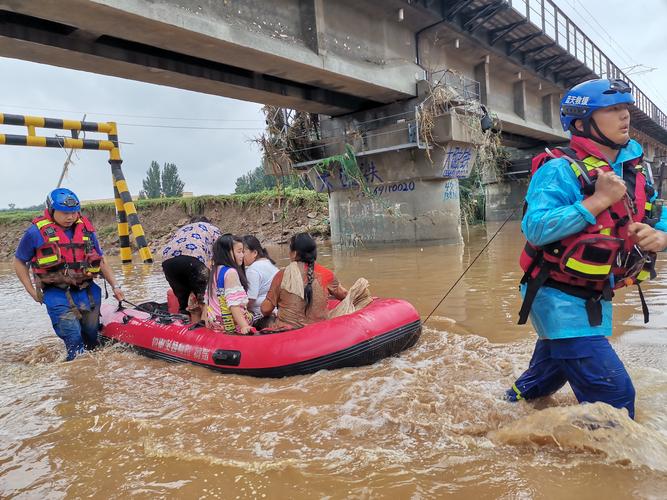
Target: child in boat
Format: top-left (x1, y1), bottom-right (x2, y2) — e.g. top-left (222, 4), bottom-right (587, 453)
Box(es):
top-left (260, 233), bottom-right (348, 329)
top-left (242, 235), bottom-right (279, 323)
top-left (205, 234), bottom-right (255, 334)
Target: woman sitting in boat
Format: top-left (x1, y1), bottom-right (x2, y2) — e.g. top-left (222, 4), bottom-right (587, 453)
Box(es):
top-left (242, 235), bottom-right (279, 327)
top-left (260, 233), bottom-right (347, 329)
top-left (205, 234), bottom-right (255, 334)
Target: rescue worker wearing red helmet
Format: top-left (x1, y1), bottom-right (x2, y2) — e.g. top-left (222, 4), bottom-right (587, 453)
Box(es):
top-left (505, 78), bottom-right (667, 418)
top-left (14, 188), bottom-right (125, 361)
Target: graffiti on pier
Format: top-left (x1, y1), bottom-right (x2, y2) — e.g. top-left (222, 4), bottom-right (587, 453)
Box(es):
top-left (442, 143), bottom-right (476, 179)
top-left (443, 179), bottom-right (459, 201)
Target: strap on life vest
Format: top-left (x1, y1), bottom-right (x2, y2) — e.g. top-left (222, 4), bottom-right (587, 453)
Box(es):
top-left (519, 259), bottom-right (614, 326)
top-left (63, 285), bottom-right (96, 320)
top-left (519, 244), bottom-right (649, 326)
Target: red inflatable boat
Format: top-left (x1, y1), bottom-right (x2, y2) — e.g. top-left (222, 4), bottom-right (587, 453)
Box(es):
top-left (100, 299), bottom-right (421, 377)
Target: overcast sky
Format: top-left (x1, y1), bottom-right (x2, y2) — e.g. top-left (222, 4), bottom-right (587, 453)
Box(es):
top-left (0, 0), bottom-right (665, 207)
top-left (0, 63), bottom-right (265, 207)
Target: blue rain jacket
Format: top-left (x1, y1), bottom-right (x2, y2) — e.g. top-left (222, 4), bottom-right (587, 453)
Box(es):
top-left (521, 139), bottom-right (667, 339)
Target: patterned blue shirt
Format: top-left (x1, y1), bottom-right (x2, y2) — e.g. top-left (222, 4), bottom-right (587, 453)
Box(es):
top-left (162, 222), bottom-right (221, 266)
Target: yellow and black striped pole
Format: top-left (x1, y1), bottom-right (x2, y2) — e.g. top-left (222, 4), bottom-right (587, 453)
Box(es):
top-left (106, 122), bottom-right (152, 263)
top-left (113, 183), bottom-right (132, 263)
top-left (0, 113), bottom-right (153, 263)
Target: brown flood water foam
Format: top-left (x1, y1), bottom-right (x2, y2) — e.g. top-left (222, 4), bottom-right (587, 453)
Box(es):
top-left (2, 222), bottom-right (667, 498)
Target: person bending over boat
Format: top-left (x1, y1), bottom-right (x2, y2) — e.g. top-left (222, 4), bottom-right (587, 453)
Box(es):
top-left (161, 216), bottom-right (221, 324)
top-left (205, 234), bottom-right (255, 334)
top-left (14, 188), bottom-right (124, 361)
top-left (261, 233), bottom-right (348, 329)
top-left (242, 235), bottom-right (279, 325)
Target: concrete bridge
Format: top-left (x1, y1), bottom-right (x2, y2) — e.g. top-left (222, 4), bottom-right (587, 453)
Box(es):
top-left (1, 0), bottom-right (666, 244)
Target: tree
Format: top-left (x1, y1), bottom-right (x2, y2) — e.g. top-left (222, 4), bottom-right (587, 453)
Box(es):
top-left (234, 165), bottom-right (310, 194)
top-left (142, 161), bottom-right (162, 198)
top-left (161, 162), bottom-right (185, 197)
top-left (141, 161), bottom-right (186, 198)
top-left (235, 165), bottom-right (276, 193)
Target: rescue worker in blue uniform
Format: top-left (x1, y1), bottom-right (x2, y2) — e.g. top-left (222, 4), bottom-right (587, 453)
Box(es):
top-left (506, 79), bottom-right (667, 419)
top-left (14, 188), bottom-right (125, 360)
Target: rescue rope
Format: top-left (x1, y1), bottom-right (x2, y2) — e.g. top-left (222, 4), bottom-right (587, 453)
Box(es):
top-left (422, 205), bottom-right (519, 326)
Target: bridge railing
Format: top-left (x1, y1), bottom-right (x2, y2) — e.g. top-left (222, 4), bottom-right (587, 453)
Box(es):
top-left (508, 0), bottom-right (667, 131)
top-left (430, 69), bottom-right (481, 102)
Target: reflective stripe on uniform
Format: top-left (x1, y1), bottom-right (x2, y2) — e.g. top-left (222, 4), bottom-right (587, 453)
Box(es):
top-left (37, 254), bottom-right (59, 265)
top-left (565, 258), bottom-right (611, 276)
top-left (569, 156), bottom-right (608, 179)
top-left (582, 156), bottom-right (607, 169)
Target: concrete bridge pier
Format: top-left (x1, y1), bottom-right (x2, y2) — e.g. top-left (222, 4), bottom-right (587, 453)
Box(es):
top-left (325, 157), bottom-right (464, 246)
top-left (484, 180), bottom-right (528, 222)
top-left (302, 98), bottom-right (482, 246)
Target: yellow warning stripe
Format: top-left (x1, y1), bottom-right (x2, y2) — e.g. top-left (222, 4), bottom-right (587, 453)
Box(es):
top-left (120, 247), bottom-right (133, 262)
top-left (139, 247), bottom-right (153, 262)
top-left (131, 224), bottom-right (145, 238)
top-left (117, 222), bottom-right (130, 236)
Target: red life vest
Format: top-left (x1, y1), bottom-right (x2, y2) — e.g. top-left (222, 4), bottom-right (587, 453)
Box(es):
top-left (518, 137), bottom-right (658, 326)
top-left (313, 263), bottom-right (335, 292)
top-left (31, 210), bottom-right (102, 287)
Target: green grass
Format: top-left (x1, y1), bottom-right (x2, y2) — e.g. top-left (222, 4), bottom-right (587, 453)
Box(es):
top-left (0, 189), bottom-right (327, 224)
top-left (82, 188), bottom-right (327, 214)
top-left (0, 209), bottom-right (42, 224)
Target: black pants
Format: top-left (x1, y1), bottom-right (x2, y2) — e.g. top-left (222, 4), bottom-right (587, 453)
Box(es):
top-left (162, 256), bottom-right (209, 313)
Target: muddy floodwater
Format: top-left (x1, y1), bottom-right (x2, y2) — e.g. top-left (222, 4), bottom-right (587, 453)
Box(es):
top-left (2, 222), bottom-right (667, 498)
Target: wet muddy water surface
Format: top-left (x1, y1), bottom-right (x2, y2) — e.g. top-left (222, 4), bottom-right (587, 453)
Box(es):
top-left (2, 222), bottom-right (667, 498)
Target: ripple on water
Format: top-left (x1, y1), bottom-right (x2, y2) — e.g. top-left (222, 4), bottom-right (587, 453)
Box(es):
top-left (2, 243), bottom-right (667, 497)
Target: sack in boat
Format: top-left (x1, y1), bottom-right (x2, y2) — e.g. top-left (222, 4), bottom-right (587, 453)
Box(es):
top-left (329, 278), bottom-right (373, 319)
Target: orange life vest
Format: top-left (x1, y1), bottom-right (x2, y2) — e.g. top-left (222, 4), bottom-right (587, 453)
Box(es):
top-left (30, 210), bottom-right (102, 287)
top-left (517, 144), bottom-right (658, 326)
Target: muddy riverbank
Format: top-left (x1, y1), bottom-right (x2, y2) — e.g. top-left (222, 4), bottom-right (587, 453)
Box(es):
top-left (0, 190), bottom-right (329, 260)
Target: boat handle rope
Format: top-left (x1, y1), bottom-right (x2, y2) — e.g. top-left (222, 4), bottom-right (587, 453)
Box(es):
top-left (422, 205), bottom-right (519, 326)
top-left (118, 298), bottom-right (190, 323)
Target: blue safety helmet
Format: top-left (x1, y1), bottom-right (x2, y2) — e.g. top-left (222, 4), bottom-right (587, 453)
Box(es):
top-left (560, 78), bottom-right (634, 149)
top-left (46, 188), bottom-right (81, 213)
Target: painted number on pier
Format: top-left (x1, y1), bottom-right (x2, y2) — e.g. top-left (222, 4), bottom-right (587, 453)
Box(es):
top-left (443, 180), bottom-right (459, 201)
top-left (373, 181), bottom-right (415, 196)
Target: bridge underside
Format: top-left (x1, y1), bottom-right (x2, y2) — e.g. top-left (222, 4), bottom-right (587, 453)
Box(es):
top-left (0, 1), bottom-right (412, 116)
top-left (1, 0), bottom-right (666, 245)
top-left (1, 1), bottom-right (665, 149)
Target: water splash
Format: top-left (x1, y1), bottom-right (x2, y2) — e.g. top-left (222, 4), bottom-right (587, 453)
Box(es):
top-left (490, 402), bottom-right (667, 471)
